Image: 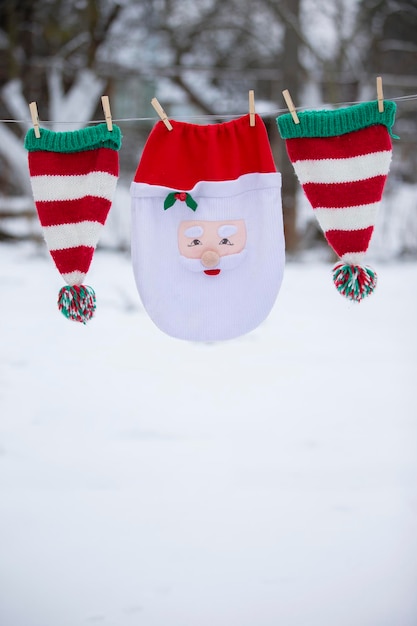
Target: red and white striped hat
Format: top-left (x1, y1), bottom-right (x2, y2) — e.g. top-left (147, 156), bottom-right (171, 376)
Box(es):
top-left (277, 100), bottom-right (397, 301)
top-left (25, 124), bottom-right (122, 322)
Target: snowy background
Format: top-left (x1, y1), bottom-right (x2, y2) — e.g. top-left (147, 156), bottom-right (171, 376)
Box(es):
top-left (1, 1), bottom-right (416, 623)
top-left (0, 242), bottom-right (416, 626)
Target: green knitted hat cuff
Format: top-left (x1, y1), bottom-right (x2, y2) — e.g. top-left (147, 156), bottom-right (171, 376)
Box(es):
top-left (277, 100), bottom-right (397, 139)
top-left (24, 123), bottom-right (122, 153)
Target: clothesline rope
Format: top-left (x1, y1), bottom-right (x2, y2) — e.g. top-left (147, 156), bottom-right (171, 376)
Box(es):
top-left (1, 92), bottom-right (417, 126)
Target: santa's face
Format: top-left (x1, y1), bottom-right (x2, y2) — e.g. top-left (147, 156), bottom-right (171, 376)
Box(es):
top-left (178, 219), bottom-right (247, 275)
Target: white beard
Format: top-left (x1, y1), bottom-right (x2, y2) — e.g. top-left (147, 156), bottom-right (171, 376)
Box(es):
top-left (179, 249), bottom-right (248, 273)
top-left (131, 173), bottom-right (285, 342)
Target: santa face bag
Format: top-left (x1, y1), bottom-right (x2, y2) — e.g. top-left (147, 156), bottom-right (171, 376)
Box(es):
top-left (131, 114), bottom-right (284, 341)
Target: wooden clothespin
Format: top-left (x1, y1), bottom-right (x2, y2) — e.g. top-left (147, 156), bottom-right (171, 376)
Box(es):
top-left (376, 76), bottom-right (384, 113)
top-left (101, 95), bottom-right (113, 131)
top-left (249, 90), bottom-right (256, 127)
top-left (282, 89), bottom-right (300, 124)
top-left (151, 97), bottom-right (173, 131)
top-left (29, 101), bottom-right (40, 138)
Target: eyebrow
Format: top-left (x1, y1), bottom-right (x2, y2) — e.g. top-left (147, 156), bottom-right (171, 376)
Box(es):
top-left (184, 225), bottom-right (204, 238)
top-left (218, 224), bottom-right (238, 237)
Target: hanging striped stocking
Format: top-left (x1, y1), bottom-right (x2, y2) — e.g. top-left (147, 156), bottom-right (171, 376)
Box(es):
top-left (25, 124), bottom-right (122, 322)
top-left (277, 100), bottom-right (397, 301)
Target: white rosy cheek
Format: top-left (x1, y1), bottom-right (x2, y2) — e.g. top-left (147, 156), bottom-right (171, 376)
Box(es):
top-left (183, 245), bottom-right (204, 259)
top-left (179, 256), bottom-right (205, 272)
top-left (219, 248), bottom-right (248, 270)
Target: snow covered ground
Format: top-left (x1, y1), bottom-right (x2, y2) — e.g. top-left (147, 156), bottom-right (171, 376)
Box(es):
top-left (0, 243), bottom-right (416, 626)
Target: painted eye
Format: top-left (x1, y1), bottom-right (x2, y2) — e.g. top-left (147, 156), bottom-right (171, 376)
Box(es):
top-left (188, 239), bottom-right (202, 247)
top-left (219, 238), bottom-right (233, 245)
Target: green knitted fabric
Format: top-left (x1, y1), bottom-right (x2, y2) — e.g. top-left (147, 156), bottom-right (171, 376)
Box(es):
top-left (24, 122), bottom-right (122, 153)
top-left (277, 100), bottom-right (397, 139)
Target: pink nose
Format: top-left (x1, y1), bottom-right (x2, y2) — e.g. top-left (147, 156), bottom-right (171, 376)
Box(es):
top-left (201, 250), bottom-right (220, 268)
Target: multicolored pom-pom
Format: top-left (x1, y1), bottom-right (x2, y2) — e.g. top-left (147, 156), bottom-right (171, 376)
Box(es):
top-left (332, 263), bottom-right (377, 302)
top-left (57, 285), bottom-right (96, 323)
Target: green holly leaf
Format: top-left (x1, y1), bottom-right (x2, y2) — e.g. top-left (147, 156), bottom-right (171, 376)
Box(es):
top-left (163, 191), bottom-right (198, 211)
top-left (185, 194), bottom-right (198, 211)
top-left (164, 192), bottom-right (177, 210)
